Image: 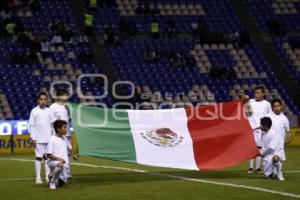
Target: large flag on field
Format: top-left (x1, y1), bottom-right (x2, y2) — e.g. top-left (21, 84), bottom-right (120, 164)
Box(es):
top-left (70, 100), bottom-right (259, 170)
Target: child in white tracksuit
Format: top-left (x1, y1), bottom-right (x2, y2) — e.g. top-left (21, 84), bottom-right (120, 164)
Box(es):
top-left (49, 88), bottom-right (73, 178)
top-left (29, 92), bottom-right (53, 184)
top-left (259, 117), bottom-right (284, 181)
top-left (47, 120), bottom-right (77, 190)
top-left (244, 86), bottom-right (272, 174)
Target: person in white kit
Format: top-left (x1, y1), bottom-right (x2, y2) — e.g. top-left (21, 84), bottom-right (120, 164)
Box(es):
top-left (29, 92), bottom-right (53, 184)
top-left (49, 88), bottom-right (73, 177)
top-left (259, 117), bottom-right (285, 181)
top-left (268, 99), bottom-right (290, 162)
top-left (243, 86), bottom-right (272, 174)
top-left (47, 120), bottom-right (77, 190)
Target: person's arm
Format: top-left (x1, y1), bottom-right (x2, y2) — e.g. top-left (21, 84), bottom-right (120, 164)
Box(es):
top-left (62, 136), bottom-right (77, 160)
top-left (285, 118), bottom-right (290, 132)
top-left (49, 106), bottom-right (57, 135)
top-left (243, 97), bottom-right (253, 117)
top-left (284, 118), bottom-right (290, 142)
top-left (260, 147), bottom-right (274, 157)
top-left (47, 154), bottom-right (66, 163)
top-left (49, 108), bottom-right (56, 135)
top-left (28, 110), bottom-right (37, 148)
top-left (242, 95), bottom-right (250, 104)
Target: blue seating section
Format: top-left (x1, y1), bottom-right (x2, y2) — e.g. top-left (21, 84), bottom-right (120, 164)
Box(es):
top-left (0, 40), bottom-right (113, 119)
top-left (91, 0), bottom-right (243, 33)
top-left (0, 0), bottom-right (300, 119)
top-left (206, 50), bottom-right (235, 69)
top-left (246, 0), bottom-right (300, 31)
top-left (19, 0), bottom-right (78, 34)
top-left (272, 37), bottom-right (300, 85)
top-left (106, 38), bottom-right (300, 114)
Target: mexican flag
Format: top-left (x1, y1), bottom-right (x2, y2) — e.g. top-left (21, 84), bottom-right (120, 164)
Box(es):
top-left (70, 101), bottom-right (258, 170)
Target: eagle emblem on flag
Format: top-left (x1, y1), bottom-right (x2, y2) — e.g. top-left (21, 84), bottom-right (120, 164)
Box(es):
top-left (141, 128), bottom-right (183, 148)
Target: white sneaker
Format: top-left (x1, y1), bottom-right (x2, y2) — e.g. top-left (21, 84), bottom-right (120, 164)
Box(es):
top-left (49, 182), bottom-right (56, 190)
top-left (255, 168), bottom-right (262, 174)
top-left (45, 177), bottom-right (49, 183)
top-left (277, 174), bottom-right (285, 181)
top-left (35, 178), bottom-right (43, 184)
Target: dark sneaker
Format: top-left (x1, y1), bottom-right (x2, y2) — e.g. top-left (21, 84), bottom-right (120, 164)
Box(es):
top-left (265, 173), bottom-right (274, 179)
top-left (248, 168), bottom-right (253, 174)
top-left (57, 178), bottom-right (65, 187)
top-left (255, 168), bottom-right (262, 174)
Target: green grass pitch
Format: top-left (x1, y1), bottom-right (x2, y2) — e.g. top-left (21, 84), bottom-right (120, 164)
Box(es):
top-left (0, 146), bottom-right (299, 200)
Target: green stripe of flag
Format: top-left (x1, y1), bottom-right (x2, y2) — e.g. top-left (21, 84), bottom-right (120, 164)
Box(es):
top-left (70, 103), bottom-right (137, 162)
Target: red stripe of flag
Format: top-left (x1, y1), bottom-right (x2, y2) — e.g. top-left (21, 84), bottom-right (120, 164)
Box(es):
top-left (186, 100), bottom-right (259, 170)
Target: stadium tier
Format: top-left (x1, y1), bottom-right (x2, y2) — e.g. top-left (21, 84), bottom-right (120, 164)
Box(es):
top-left (106, 38), bottom-right (298, 114)
top-left (246, 0), bottom-right (300, 31)
top-left (18, 0), bottom-right (78, 34)
top-left (91, 0), bottom-right (242, 33)
top-left (0, 39), bottom-right (113, 119)
top-left (272, 36), bottom-right (300, 85)
top-left (0, 0), bottom-right (300, 121)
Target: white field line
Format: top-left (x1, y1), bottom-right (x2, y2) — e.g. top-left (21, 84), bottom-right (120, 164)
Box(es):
top-left (285, 170), bottom-right (300, 173)
top-left (0, 178), bottom-right (33, 181)
top-left (1, 158), bottom-right (300, 199)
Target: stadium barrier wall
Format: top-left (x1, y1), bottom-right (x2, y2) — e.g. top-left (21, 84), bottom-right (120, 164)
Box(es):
top-left (288, 128), bottom-right (300, 145)
top-left (0, 120), bottom-right (79, 154)
top-left (0, 134), bottom-right (79, 154)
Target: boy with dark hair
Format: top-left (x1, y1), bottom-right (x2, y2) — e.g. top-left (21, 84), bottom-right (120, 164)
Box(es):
top-left (29, 92), bottom-right (53, 184)
top-left (47, 120), bottom-right (77, 190)
top-left (50, 88), bottom-right (73, 177)
top-left (268, 99), bottom-right (289, 162)
top-left (259, 117), bottom-right (284, 180)
top-left (243, 85), bottom-right (272, 174)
